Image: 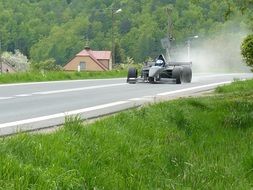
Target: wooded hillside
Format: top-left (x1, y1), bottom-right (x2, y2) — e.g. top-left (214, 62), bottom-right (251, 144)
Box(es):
top-left (0, 0), bottom-right (252, 65)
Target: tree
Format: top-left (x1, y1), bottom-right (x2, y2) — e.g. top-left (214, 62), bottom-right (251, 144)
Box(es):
top-left (241, 34), bottom-right (253, 70)
top-left (114, 42), bottom-right (125, 64)
top-left (119, 18), bottom-right (132, 34)
top-left (31, 58), bottom-right (63, 71)
top-left (1, 50), bottom-right (30, 72)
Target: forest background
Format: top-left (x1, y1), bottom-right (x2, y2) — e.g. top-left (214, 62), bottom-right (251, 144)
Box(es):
top-left (0, 0), bottom-right (252, 70)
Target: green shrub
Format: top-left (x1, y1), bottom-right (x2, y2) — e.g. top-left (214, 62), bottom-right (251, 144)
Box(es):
top-left (31, 59), bottom-right (63, 72)
top-left (241, 34), bottom-right (253, 71)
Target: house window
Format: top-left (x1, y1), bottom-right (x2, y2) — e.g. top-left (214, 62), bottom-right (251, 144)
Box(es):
top-left (79, 62), bottom-right (86, 71)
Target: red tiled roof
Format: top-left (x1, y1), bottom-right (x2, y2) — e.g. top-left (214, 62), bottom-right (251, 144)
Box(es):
top-left (76, 50), bottom-right (90, 57)
top-left (92, 51), bottom-right (111, 60)
top-left (76, 49), bottom-right (111, 70)
top-left (77, 50), bottom-right (111, 60)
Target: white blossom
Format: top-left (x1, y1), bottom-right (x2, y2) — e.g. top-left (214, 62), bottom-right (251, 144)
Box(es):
top-left (1, 50), bottom-right (30, 72)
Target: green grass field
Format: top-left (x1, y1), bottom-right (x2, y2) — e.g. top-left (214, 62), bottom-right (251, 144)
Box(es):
top-left (0, 79), bottom-right (252, 189)
top-left (0, 70), bottom-right (127, 84)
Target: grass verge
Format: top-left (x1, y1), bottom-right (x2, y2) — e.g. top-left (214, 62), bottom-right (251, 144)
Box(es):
top-left (0, 79), bottom-right (252, 189)
top-left (0, 70), bottom-right (127, 84)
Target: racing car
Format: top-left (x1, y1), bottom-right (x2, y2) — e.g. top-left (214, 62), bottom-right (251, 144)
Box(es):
top-left (127, 54), bottom-right (192, 84)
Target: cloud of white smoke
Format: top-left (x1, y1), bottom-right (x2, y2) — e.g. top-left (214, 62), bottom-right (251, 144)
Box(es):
top-left (170, 21), bottom-right (251, 73)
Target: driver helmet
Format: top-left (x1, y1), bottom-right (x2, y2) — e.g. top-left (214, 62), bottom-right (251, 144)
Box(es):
top-left (156, 59), bottom-right (164, 66)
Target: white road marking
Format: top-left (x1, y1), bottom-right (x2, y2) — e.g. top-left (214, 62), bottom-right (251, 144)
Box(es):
top-left (0, 78), bottom-right (125, 87)
top-left (128, 98), bottom-right (144, 101)
top-left (0, 101), bottom-right (129, 128)
top-left (143, 96), bottom-right (154, 98)
top-left (128, 96), bottom-right (155, 102)
top-left (157, 81), bottom-right (231, 96)
top-left (0, 97), bottom-right (13, 100)
top-left (15, 94), bottom-right (32, 97)
top-left (194, 73), bottom-right (244, 78)
top-left (0, 83), bottom-right (127, 100)
top-left (32, 83), bottom-right (127, 95)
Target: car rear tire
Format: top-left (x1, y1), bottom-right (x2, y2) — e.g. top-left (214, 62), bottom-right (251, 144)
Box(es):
top-left (127, 67), bottom-right (138, 84)
top-left (172, 67), bottom-right (182, 84)
top-left (148, 77), bottom-right (155, 83)
top-left (182, 67), bottom-right (192, 83)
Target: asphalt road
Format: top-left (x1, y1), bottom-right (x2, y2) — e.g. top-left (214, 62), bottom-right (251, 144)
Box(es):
top-left (0, 73), bottom-right (252, 136)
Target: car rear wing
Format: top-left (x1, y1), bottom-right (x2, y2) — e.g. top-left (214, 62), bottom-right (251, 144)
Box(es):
top-left (144, 61), bottom-right (192, 67)
top-left (167, 61), bottom-right (192, 66)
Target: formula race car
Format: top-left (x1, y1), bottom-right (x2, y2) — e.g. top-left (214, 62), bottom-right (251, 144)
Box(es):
top-left (127, 54), bottom-right (192, 84)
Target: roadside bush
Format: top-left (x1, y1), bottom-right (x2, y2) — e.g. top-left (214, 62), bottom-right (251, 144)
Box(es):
top-left (31, 58), bottom-right (63, 71)
top-left (241, 34), bottom-right (253, 71)
top-left (1, 50), bottom-right (30, 72)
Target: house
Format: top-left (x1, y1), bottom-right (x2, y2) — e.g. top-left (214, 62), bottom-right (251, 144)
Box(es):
top-left (0, 62), bottom-right (16, 73)
top-left (64, 46), bottom-right (112, 71)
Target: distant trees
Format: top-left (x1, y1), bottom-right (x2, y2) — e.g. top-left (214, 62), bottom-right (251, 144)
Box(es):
top-left (30, 16), bottom-right (88, 65)
top-left (0, 0), bottom-right (252, 67)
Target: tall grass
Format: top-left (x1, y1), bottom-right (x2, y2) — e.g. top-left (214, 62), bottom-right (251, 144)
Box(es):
top-left (0, 70), bottom-right (127, 84)
top-left (0, 79), bottom-right (252, 189)
top-left (216, 78), bottom-right (253, 94)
